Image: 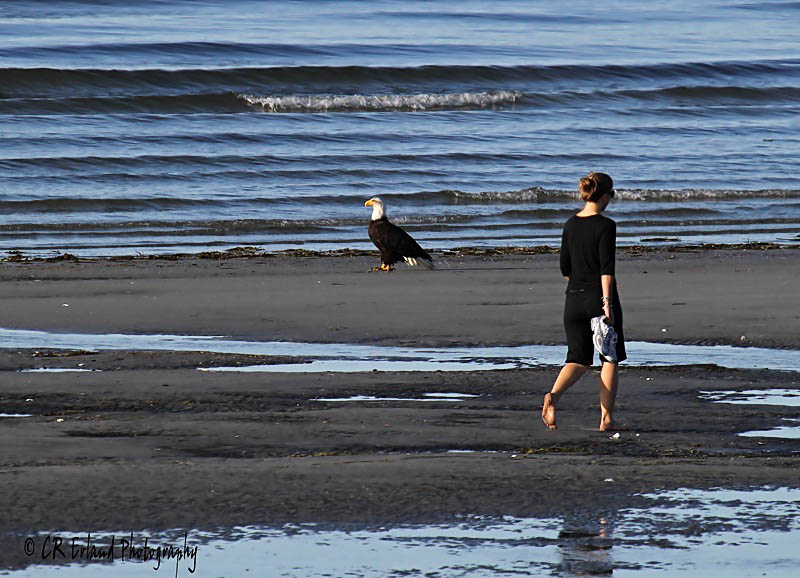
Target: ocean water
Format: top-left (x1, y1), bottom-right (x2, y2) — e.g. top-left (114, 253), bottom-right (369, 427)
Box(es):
top-left (2, 0), bottom-right (800, 257)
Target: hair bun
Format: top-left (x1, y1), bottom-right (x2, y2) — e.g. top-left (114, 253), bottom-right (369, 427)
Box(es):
top-left (579, 175), bottom-right (597, 201)
top-left (579, 172), bottom-right (613, 202)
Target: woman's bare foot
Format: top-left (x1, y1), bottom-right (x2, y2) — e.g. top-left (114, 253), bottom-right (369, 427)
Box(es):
top-left (542, 393), bottom-right (557, 430)
top-left (598, 415), bottom-right (616, 431)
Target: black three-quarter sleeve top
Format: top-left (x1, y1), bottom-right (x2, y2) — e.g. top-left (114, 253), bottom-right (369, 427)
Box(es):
top-left (559, 214), bottom-right (616, 291)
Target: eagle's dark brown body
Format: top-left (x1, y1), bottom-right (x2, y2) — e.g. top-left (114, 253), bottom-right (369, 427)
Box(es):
top-left (368, 216), bottom-right (433, 270)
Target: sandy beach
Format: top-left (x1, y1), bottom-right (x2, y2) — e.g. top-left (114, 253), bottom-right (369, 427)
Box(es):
top-left (1, 247), bottom-right (799, 571)
top-left (2, 246), bottom-right (799, 348)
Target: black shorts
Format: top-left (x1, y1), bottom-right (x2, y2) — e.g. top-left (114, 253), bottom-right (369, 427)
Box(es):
top-left (564, 285), bottom-right (626, 366)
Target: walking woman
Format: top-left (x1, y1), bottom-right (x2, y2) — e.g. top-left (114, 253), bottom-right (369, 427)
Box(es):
top-left (542, 172), bottom-right (626, 431)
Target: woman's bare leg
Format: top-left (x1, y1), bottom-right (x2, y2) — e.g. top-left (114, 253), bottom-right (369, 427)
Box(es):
top-left (542, 363), bottom-right (589, 430)
top-left (599, 361), bottom-right (619, 431)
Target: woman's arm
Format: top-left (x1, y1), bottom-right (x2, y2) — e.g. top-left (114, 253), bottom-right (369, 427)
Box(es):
top-left (601, 274), bottom-right (614, 323)
top-left (599, 220), bottom-right (616, 321)
top-left (559, 227), bottom-right (571, 279)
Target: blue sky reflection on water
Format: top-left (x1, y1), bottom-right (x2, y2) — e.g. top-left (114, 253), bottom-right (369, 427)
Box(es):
top-left (3, 328), bottom-right (800, 372)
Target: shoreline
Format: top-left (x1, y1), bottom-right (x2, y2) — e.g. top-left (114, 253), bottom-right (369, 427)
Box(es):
top-left (1, 240), bottom-right (792, 264)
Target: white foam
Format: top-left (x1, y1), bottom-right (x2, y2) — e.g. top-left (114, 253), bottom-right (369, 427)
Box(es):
top-left (239, 91), bottom-right (521, 112)
top-left (616, 188), bottom-right (800, 201)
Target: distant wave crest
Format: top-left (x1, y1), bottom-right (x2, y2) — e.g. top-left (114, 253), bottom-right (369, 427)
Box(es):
top-left (615, 188), bottom-right (800, 201)
top-left (4, 188), bottom-right (798, 216)
top-left (238, 91), bottom-right (521, 112)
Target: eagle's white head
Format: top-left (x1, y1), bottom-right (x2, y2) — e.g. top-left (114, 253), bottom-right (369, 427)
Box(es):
top-left (364, 197), bottom-right (385, 221)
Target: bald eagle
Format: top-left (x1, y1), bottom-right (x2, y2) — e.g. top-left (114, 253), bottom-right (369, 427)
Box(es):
top-left (364, 197), bottom-right (434, 272)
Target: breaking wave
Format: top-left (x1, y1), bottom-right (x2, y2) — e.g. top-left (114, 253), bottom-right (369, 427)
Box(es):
top-left (4, 60), bottom-right (798, 97)
top-left (2, 188), bottom-right (799, 217)
top-left (238, 91), bottom-right (521, 112)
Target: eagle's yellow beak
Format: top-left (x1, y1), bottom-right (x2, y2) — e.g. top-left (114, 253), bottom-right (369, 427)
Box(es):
top-left (365, 199), bottom-right (374, 207)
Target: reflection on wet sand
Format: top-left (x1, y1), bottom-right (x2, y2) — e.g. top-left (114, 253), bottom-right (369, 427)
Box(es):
top-left (699, 388), bottom-right (800, 406)
top-left (700, 389), bottom-right (800, 438)
top-left (3, 487), bottom-right (799, 577)
top-left (556, 515), bottom-right (615, 576)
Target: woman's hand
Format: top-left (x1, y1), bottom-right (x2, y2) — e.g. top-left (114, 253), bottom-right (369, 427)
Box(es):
top-left (603, 302), bottom-right (614, 325)
top-left (600, 275), bottom-right (614, 325)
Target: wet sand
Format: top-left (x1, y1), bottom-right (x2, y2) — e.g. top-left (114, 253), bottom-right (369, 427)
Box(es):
top-left (0, 248), bottom-right (799, 569)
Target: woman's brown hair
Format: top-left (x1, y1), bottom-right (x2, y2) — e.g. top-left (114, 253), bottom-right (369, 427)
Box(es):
top-left (579, 172), bottom-right (614, 202)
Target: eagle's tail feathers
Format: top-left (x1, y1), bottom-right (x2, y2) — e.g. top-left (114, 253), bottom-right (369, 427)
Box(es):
top-left (405, 255), bottom-right (434, 269)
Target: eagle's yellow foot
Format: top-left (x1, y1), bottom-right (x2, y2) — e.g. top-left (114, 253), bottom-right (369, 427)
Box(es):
top-left (369, 264), bottom-right (394, 272)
